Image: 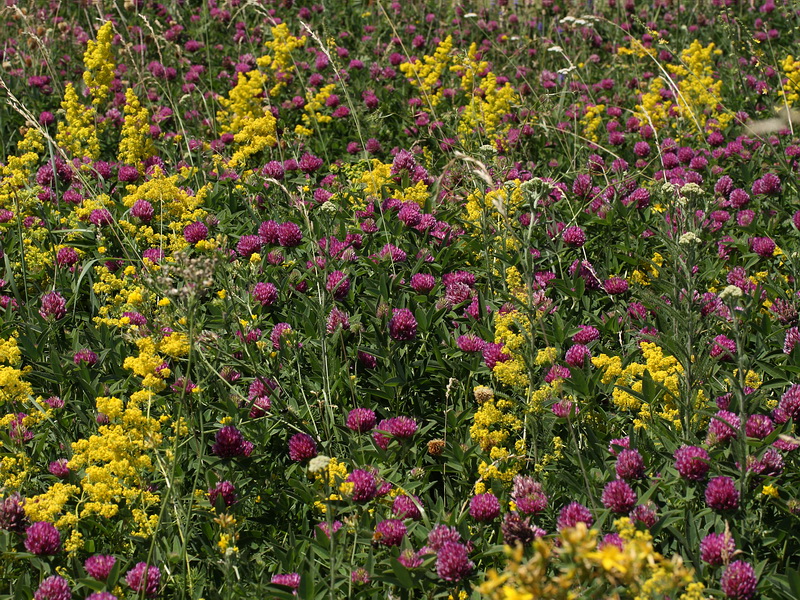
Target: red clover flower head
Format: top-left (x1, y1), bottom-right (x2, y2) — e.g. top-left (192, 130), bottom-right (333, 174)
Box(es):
top-left (720, 561), bottom-right (757, 600)
top-left (615, 449), bottom-right (645, 480)
top-left (25, 521), bottom-right (61, 555)
top-left (435, 542), bottom-right (473, 582)
top-left (388, 308), bottom-right (417, 341)
top-left (674, 445), bottom-right (710, 480)
top-left (347, 469), bottom-right (378, 502)
top-left (33, 575), bottom-right (71, 600)
top-left (373, 519), bottom-right (407, 546)
top-left (346, 408), bottom-right (376, 433)
top-left (700, 532), bottom-right (736, 566)
top-left (469, 493), bottom-right (501, 522)
top-left (125, 563), bottom-right (161, 598)
top-left (288, 432), bottom-right (318, 462)
top-left (270, 573), bottom-right (300, 590)
top-left (705, 476), bottom-right (740, 511)
top-left (39, 292), bottom-right (67, 320)
top-left (557, 501), bottom-right (593, 530)
top-left (601, 479), bottom-right (637, 513)
top-left (511, 475), bottom-right (548, 514)
top-left (252, 282), bottom-right (278, 307)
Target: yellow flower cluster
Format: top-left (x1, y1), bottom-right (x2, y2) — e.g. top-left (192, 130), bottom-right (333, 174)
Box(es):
top-left (24, 482), bottom-right (80, 526)
top-left (0, 126), bottom-right (44, 212)
top-left (592, 343), bottom-right (683, 429)
top-left (399, 36), bottom-right (454, 106)
top-left (477, 441), bottom-right (524, 489)
top-left (465, 181), bottom-right (524, 226)
top-left (471, 395), bottom-right (521, 451)
top-left (629, 252), bottom-right (663, 286)
top-left (0, 336), bottom-right (21, 365)
top-left (395, 180), bottom-right (430, 208)
top-left (580, 104), bottom-right (606, 143)
top-left (216, 70), bottom-right (278, 168)
top-left (779, 55), bottom-right (800, 106)
top-left (217, 70), bottom-right (270, 134)
top-left (229, 113), bottom-right (278, 168)
top-left (360, 159), bottom-right (393, 198)
top-left (634, 40), bottom-right (730, 133)
top-left (616, 39), bottom-right (659, 60)
top-left (257, 23), bottom-right (307, 96)
top-left (667, 41), bottom-right (731, 131)
top-left (160, 332), bottom-right (190, 358)
top-left (118, 167), bottom-right (209, 252)
top-left (529, 380), bottom-right (562, 414)
top-left (123, 336), bottom-right (170, 391)
top-left (493, 310), bottom-right (531, 388)
top-left (451, 43), bottom-right (489, 94)
top-left (0, 453), bottom-right (30, 489)
top-left (637, 76), bottom-right (673, 132)
top-left (118, 88), bottom-right (155, 167)
top-left (67, 394), bottom-right (162, 529)
top-left (458, 71), bottom-right (517, 144)
top-left (301, 83), bottom-right (337, 132)
top-left (0, 363), bottom-right (33, 406)
top-left (480, 519), bottom-right (703, 600)
top-left (82, 21), bottom-right (115, 104)
top-left (312, 457), bottom-right (350, 512)
top-left (56, 84), bottom-right (100, 160)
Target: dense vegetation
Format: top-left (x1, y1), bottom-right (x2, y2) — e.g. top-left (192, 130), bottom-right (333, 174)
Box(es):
top-left (1, 0), bottom-right (800, 598)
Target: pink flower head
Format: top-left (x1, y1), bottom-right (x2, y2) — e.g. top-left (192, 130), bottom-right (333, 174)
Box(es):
top-left (131, 200), bottom-right (155, 222)
top-left (39, 292), bottom-right (67, 320)
top-left (183, 221), bottom-right (208, 244)
top-left (603, 277), bottom-right (629, 294)
top-left (700, 532), bottom-right (736, 566)
top-left (435, 542), bottom-right (473, 582)
top-left (271, 573), bottom-right (300, 590)
top-left (346, 408), bottom-right (376, 433)
top-left (557, 501), bottom-right (593, 530)
top-left (572, 325), bottom-right (600, 344)
top-left (346, 469), bottom-right (377, 501)
top-left (457, 334), bottom-right (485, 352)
top-left (388, 308), bottom-right (417, 341)
top-left (615, 449), bottom-right (645, 480)
top-left (326, 270), bottom-right (350, 299)
top-left (562, 225), bottom-right (586, 247)
top-left (720, 560), bottom-right (757, 599)
top-left (211, 426), bottom-right (252, 458)
top-left (601, 479), bottom-right (637, 513)
top-left (564, 344), bottom-right (591, 367)
top-left (374, 519), bottom-right (407, 546)
top-left (469, 493), bottom-right (500, 522)
top-left (710, 335), bottom-right (737, 361)
top-left (208, 481), bottom-right (237, 507)
top-left (749, 236), bottom-right (775, 258)
top-left (708, 410), bottom-right (741, 444)
top-left (512, 476), bottom-right (547, 514)
top-left (278, 222), bottom-right (303, 247)
top-left (85, 554), bottom-right (117, 580)
top-left (778, 384), bottom-right (800, 422)
top-left (674, 445), bottom-right (710, 481)
top-left (25, 522), bottom-right (61, 555)
top-left (252, 282), bottom-right (278, 307)
top-left (373, 417), bottom-right (417, 449)
top-left (629, 502), bottom-right (658, 528)
top-left (33, 575), bottom-right (71, 600)
top-left (288, 432), bottom-right (317, 462)
top-left (705, 476), bottom-right (740, 511)
top-left (392, 495), bottom-right (422, 520)
top-left (410, 273), bottom-right (436, 294)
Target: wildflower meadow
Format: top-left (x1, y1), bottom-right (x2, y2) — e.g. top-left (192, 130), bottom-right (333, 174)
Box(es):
top-left (2, 0), bottom-right (800, 598)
